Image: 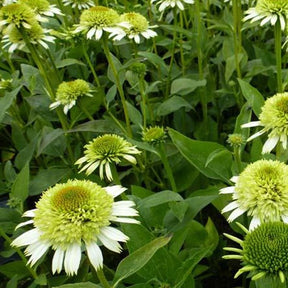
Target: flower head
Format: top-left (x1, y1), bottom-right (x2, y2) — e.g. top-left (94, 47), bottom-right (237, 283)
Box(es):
top-left (110, 12), bottom-right (157, 43)
top-left (18, 0), bottom-right (63, 22)
top-left (243, 0), bottom-right (288, 30)
top-left (0, 3), bottom-right (38, 32)
top-left (151, 0), bottom-right (194, 12)
top-left (223, 222), bottom-right (288, 283)
top-left (142, 126), bottom-right (166, 144)
top-left (11, 180), bottom-right (139, 275)
top-left (242, 92), bottom-right (288, 154)
top-left (63, 0), bottom-right (95, 10)
top-left (74, 6), bottom-right (127, 40)
top-left (2, 23), bottom-right (55, 53)
top-left (220, 159), bottom-right (288, 230)
top-left (75, 134), bottom-right (141, 181)
top-left (49, 79), bottom-right (93, 114)
top-left (227, 133), bottom-right (246, 147)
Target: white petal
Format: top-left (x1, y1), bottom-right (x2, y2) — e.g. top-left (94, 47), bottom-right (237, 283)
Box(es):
top-left (279, 15), bottom-right (286, 31)
top-left (246, 129), bottom-right (266, 142)
top-left (95, 28), bottom-right (103, 40)
top-left (227, 208), bottom-right (245, 222)
top-left (230, 176), bottom-right (239, 183)
top-left (100, 226), bottom-right (129, 242)
top-left (105, 162), bottom-right (113, 181)
top-left (64, 243), bottom-right (81, 276)
top-left (112, 206), bottom-right (139, 217)
top-left (105, 185), bottom-right (127, 198)
top-left (52, 248), bottom-right (64, 274)
top-left (86, 161), bottom-right (100, 175)
top-left (222, 201), bottom-right (239, 213)
top-left (271, 14), bottom-right (278, 25)
top-left (219, 186), bottom-right (235, 194)
top-left (26, 241), bottom-right (50, 266)
top-left (49, 101), bottom-right (61, 110)
top-left (249, 216), bottom-right (261, 231)
top-left (86, 242), bottom-right (103, 271)
top-left (87, 27), bottom-right (97, 39)
top-left (98, 232), bottom-right (122, 253)
top-left (241, 121), bottom-right (262, 128)
top-left (23, 209), bottom-right (37, 218)
top-left (262, 136), bottom-right (279, 154)
top-left (111, 217), bottom-right (140, 224)
top-left (282, 215), bottom-right (288, 223)
top-left (15, 220), bottom-right (34, 230)
top-left (281, 134), bottom-right (287, 149)
top-left (75, 156), bottom-right (87, 165)
top-left (11, 228), bottom-right (40, 247)
top-left (122, 154), bottom-right (137, 164)
top-left (113, 201), bottom-right (136, 208)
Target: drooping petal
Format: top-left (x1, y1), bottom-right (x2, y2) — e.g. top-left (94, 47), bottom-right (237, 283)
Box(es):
top-left (100, 226), bottom-right (129, 242)
top-left (64, 243), bottom-right (81, 276)
top-left (86, 242), bottom-right (103, 271)
top-left (262, 136), bottom-right (279, 154)
top-left (26, 241), bottom-right (51, 266)
top-left (11, 228), bottom-right (40, 247)
top-left (219, 186), bottom-right (235, 194)
top-left (105, 185), bottom-right (127, 198)
top-left (227, 208), bottom-right (246, 222)
top-left (98, 232), bottom-right (122, 253)
top-left (52, 248), bottom-right (64, 274)
top-left (15, 220), bottom-right (34, 230)
top-left (249, 216), bottom-right (261, 231)
top-left (222, 201), bottom-right (239, 213)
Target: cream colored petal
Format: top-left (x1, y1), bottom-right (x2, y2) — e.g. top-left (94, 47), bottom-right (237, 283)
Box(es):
top-left (52, 248), bottom-right (64, 274)
top-left (86, 242), bottom-right (103, 271)
top-left (64, 243), bottom-right (81, 276)
top-left (100, 226), bottom-right (129, 242)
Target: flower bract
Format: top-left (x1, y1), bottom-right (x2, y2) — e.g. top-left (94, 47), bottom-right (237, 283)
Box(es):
top-left (223, 222), bottom-right (288, 283)
top-left (75, 134), bottom-right (141, 181)
top-left (11, 180), bottom-right (139, 275)
top-left (220, 159), bottom-right (288, 230)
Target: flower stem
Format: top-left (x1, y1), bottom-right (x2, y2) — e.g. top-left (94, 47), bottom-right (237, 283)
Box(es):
top-left (179, 10), bottom-right (185, 74)
top-left (139, 75), bottom-right (147, 130)
top-left (158, 143), bottom-right (177, 191)
top-left (102, 37), bottom-right (132, 137)
top-left (97, 268), bottom-right (112, 288)
top-left (0, 228), bottom-right (38, 280)
top-left (233, 146), bottom-right (242, 174)
top-left (275, 19), bottom-right (283, 93)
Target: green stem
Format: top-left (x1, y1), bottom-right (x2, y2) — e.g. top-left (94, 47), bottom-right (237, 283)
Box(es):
top-left (179, 11), bottom-right (185, 74)
top-left (0, 228), bottom-right (38, 280)
top-left (97, 268), bottom-right (112, 288)
top-left (233, 146), bottom-right (242, 174)
top-left (139, 76), bottom-right (147, 129)
top-left (102, 37), bottom-right (132, 137)
top-left (82, 42), bottom-right (101, 87)
top-left (158, 143), bottom-right (177, 191)
top-left (275, 19), bottom-right (283, 93)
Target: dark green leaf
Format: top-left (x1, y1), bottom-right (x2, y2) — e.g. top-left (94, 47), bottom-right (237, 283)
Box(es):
top-left (157, 96), bottom-right (193, 117)
top-left (171, 79), bottom-right (206, 96)
top-left (53, 283), bottom-right (101, 288)
top-left (11, 163), bottom-right (29, 202)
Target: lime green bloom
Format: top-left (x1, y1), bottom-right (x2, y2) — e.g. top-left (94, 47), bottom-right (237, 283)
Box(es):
top-left (224, 222), bottom-right (288, 283)
top-left (142, 126), bottom-right (166, 144)
top-left (49, 79), bottom-right (93, 114)
top-left (11, 180), bottom-right (139, 275)
top-left (242, 93), bottom-right (288, 154)
top-left (75, 134), bottom-right (141, 181)
top-left (220, 159), bottom-right (288, 230)
top-left (227, 134), bottom-right (246, 147)
top-left (243, 0), bottom-right (288, 30)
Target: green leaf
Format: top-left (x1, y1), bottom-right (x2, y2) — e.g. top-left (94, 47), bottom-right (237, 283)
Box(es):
top-left (53, 283), bottom-right (101, 288)
top-left (11, 163), bottom-right (29, 202)
top-left (0, 87), bottom-right (21, 123)
top-left (138, 190), bottom-right (183, 209)
top-left (126, 101), bottom-right (142, 127)
top-left (157, 96), bottom-right (193, 117)
top-left (168, 128), bottom-right (232, 182)
top-left (113, 235), bottom-right (172, 288)
top-left (69, 120), bottom-right (122, 134)
top-left (171, 79), bottom-right (206, 96)
top-left (0, 261), bottom-right (29, 279)
top-left (138, 51), bottom-right (168, 75)
top-left (204, 218), bottom-right (219, 256)
top-left (238, 78), bottom-right (265, 117)
top-left (55, 58), bottom-right (86, 68)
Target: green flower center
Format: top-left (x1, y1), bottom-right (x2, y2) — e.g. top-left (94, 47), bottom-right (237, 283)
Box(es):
top-left (80, 6), bottom-right (120, 28)
top-left (120, 12), bottom-right (149, 33)
top-left (243, 222), bottom-right (288, 273)
top-left (34, 180), bottom-right (114, 248)
top-left (7, 23), bottom-right (44, 43)
top-left (18, 0), bottom-right (50, 14)
top-left (56, 79), bottom-right (90, 104)
top-left (142, 126), bottom-right (166, 143)
top-left (259, 93), bottom-right (288, 137)
top-left (257, 0), bottom-right (288, 13)
top-left (0, 3), bottom-right (37, 27)
top-left (235, 160), bottom-right (288, 221)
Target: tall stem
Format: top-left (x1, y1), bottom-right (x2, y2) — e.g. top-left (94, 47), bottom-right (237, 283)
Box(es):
top-left (102, 37), bottom-right (132, 137)
top-left (97, 268), bottom-right (112, 288)
top-left (275, 19), bottom-right (283, 93)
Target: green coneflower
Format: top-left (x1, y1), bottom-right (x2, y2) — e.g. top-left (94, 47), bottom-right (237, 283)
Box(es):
top-left (62, 0), bottom-right (95, 10)
top-left (75, 134), bottom-right (141, 181)
top-left (223, 222), bottom-right (288, 283)
top-left (220, 159), bottom-right (288, 230)
top-left (243, 0), bottom-right (288, 30)
top-left (74, 6), bottom-right (129, 40)
top-left (2, 23), bottom-right (55, 53)
top-left (49, 79), bottom-right (93, 114)
top-left (227, 133), bottom-right (246, 147)
top-left (242, 92), bottom-right (288, 154)
top-left (0, 3), bottom-right (38, 32)
top-left (11, 180), bottom-right (139, 275)
top-left (151, 0), bottom-right (195, 12)
top-left (142, 126), bottom-right (166, 144)
top-left (18, 0), bottom-right (63, 22)
top-left (110, 12), bottom-right (157, 43)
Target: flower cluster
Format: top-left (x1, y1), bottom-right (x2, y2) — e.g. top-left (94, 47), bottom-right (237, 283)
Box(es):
top-left (11, 180), bottom-right (139, 275)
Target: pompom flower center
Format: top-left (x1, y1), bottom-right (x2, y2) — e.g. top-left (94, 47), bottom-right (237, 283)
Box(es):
top-left (243, 222), bottom-right (288, 273)
top-left (120, 13), bottom-right (149, 33)
top-left (18, 0), bottom-right (50, 14)
top-left (257, 0), bottom-right (288, 13)
top-left (34, 180), bottom-right (114, 248)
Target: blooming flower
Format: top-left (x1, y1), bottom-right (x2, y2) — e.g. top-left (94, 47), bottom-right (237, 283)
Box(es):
top-left (49, 79), bottom-right (93, 114)
top-left (11, 180), bottom-right (139, 275)
top-left (74, 6), bottom-right (128, 40)
top-left (75, 134), bottom-right (141, 181)
top-left (0, 3), bottom-right (38, 32)
top-left (142, 126), bottom-right (166, 144)
top-left (223, 222), bottom-right (288, 283)
top-left (243, 0), bottom-right (288, 31)
top-left (220, 159), bottom-right (288, 230)
top-left (2, 23), bottom-right (55, 53)
top-left (18, 0), bottom-right (63, 22)
top-left (110, 12), bottom-right (157, 43)
top-left (62, 0), bottom-right (95, 10)
top-left (151, 0), bottom-right (195, 12)
top-left (242, 92), bottom-right (288, 154)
